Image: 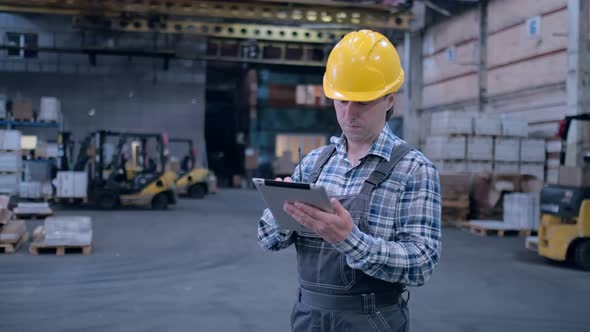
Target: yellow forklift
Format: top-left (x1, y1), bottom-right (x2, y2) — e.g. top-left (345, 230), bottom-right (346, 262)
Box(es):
top-left (169, 138), bottom-right (217, 199)
top-left (72, 130), bottom-right (178, 209)
top-left (534, 114), bottom-right (590, 270)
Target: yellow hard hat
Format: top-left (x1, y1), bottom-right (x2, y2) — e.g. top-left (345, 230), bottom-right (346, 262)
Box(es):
top-left (323, 30), bottom-right (405, 102)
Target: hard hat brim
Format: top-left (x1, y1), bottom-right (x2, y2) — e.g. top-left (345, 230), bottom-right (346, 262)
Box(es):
top-left (323, 74), bottom-right (404, 102)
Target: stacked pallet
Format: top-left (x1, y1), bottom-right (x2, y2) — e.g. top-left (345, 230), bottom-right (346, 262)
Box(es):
top-left (0, 130), bottom-right (22, 195)
top-left (0, 195), bottom-right (28, 254)
top-left (467, 191), bottom-right (540, 237)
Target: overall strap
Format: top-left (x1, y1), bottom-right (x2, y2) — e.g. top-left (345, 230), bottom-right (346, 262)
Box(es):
top-left (308, 145), bottom-right (336, 184)
top-left (360, 143), bottom-right (413, 195)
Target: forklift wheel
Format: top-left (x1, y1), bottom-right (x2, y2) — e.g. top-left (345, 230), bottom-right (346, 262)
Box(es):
top-left (189, 184), bottom-right (206, 199)
top-left (574, 240), bottom-right (590, 271)
top-left (152, 193), bottom-right (169, 210)
top-left (98, 193), bottom-right (118, 210)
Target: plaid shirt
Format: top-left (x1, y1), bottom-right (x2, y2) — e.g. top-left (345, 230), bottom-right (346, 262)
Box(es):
top-left (257, 124), bottom-right (442, 286)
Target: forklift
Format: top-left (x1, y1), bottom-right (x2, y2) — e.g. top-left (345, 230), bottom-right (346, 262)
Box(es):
top-left (534, 114), bottom-right (590, 270)
top-left (169, 138), bottom-right (217, 199)
top-left (71, 130), bottom-right (178, 210)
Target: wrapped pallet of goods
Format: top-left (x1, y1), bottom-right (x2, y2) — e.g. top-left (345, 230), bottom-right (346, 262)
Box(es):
top-left (0, 152), bottom-right (21, 172)
top-left (38, 97), bottom-right (62, 122)
top-left (11, 100), bottom-right (34, 121)
top-left (29, 216), bottom-right (93, 255)
top-left (54, 171), bottom-right (88, 198)
top-left (503, 193), bottom-right (540, 231)
top-left (0, 130), bottom-right (21, 150)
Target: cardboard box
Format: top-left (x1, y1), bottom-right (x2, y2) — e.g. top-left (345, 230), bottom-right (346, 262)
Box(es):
top-left (244, 148), bottom-right (258, 170)
top-left (558, 166), bottom-right (590, 187)
top-left (0, 208), bottom-right (12, 225)
top-left (439, 173), bottom-right (472, 202)
top-left (12, 100), bottom-right (34, 121)
top-left (0, 219), bottom-right (26, 243)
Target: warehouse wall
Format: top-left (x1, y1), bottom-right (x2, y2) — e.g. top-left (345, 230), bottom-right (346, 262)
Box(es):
top-left (0, 14), bottom-right (208, 166)
top-left (419, 0), bottom-right (568, 141)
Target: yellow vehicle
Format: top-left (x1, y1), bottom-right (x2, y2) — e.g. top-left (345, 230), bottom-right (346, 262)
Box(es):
top-left (533, 114), bottom-right (590, 270)
top-left (169, 138), bottom-right (217, 199)
top-left (72, 130), bottom-right (178, 210)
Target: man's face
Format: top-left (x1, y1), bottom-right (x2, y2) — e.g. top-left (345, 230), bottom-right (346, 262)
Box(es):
top-left (333, 94), bottom-right (396, 145)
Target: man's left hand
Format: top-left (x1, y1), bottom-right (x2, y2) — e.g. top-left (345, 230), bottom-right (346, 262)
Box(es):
top-left (283, 198), bottom-right (353, 244)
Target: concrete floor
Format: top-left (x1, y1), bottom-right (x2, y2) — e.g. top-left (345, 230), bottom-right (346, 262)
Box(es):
top-left (0, 189), bottom-right (589, 332)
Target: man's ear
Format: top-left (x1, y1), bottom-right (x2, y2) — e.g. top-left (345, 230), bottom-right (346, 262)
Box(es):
top-left (385, 93), bottom-right (396, 110)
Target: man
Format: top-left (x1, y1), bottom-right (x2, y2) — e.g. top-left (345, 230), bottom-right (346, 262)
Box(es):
top-left (257, 30), bottom-right (441, 331)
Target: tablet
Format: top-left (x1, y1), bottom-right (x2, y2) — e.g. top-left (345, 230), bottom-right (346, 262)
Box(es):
top-left (252, 178), bottom-right (334, 233)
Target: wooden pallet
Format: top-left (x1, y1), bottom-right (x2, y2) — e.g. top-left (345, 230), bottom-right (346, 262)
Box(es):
top-left (29, 242), bottom-right (92, 255)
top-left (0, 232), bottom-right (29, 254)
top-left (14, 212), bottom-right (54, 220)
top-left (467, 221), bottom-right (532, 237)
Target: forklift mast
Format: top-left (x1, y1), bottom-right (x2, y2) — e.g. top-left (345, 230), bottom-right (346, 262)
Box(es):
top-left (169, 138), bottom-right (196, 166)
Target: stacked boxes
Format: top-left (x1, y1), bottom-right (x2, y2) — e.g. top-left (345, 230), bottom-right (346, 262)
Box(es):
top-left (425, 111), bottom-right (545, 180)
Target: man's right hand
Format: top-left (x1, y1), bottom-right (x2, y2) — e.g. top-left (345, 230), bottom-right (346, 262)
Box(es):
top-left (274, 177), bottom-right (293, 182)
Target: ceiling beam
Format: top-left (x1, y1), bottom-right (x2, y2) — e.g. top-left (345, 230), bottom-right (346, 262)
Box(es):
top-left (0, 0), bottom-right (413, 30)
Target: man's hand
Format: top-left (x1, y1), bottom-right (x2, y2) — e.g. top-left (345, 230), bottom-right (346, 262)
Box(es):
top-left (283, 198), bottom-right (354, 244)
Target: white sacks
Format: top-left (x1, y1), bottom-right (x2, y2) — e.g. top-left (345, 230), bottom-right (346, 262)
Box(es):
top-left (467, 137), bottom-right (493, 160)
top-left (520, 139), bottom-right (546, 162)
top-left (501, 118), bottom-right (529, 137)
top-left (503, 193), bottom-right (540, 230)
top-left (474, 114), bottom-right (501, 136)
top-left (431, 111), bottom-right (473, 135)
top-left (494, 138), bottom-right (520, 162)
top-left (424, 136), bottom-right (466, 160)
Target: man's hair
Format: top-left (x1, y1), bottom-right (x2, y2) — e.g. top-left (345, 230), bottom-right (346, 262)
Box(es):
top-left (386, 108), bottom-right (393, 121)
